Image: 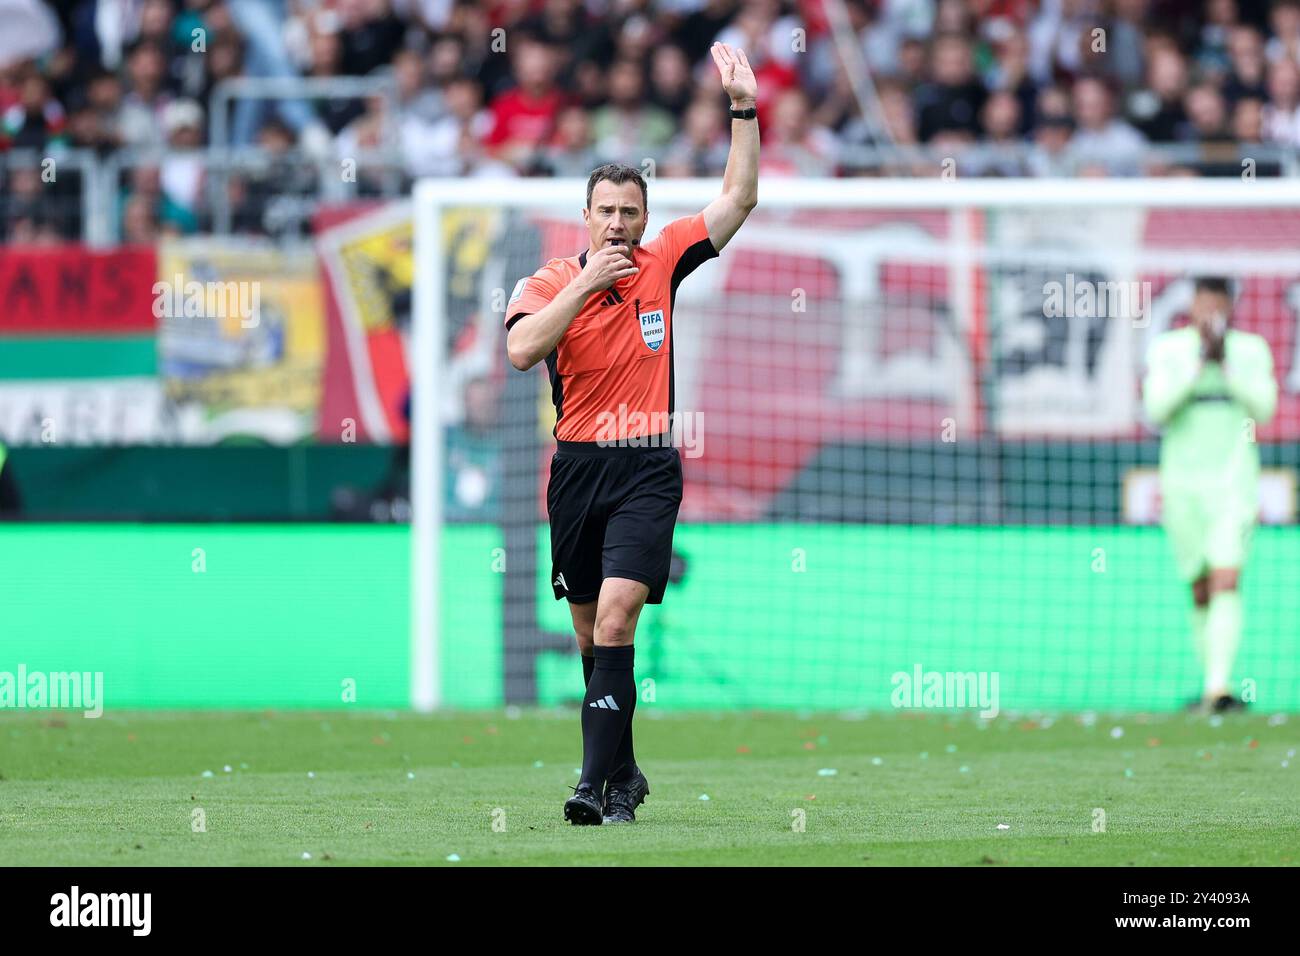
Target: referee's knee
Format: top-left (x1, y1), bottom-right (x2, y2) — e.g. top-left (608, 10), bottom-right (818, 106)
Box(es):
top-left (594, 613), bottom-right (636, 647)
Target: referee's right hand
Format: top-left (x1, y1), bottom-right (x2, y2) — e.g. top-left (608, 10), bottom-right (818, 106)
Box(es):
top-left (581, 244), bottom-right (638, 293)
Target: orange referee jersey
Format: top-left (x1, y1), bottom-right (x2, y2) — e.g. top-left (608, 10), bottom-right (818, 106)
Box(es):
top-left (505, 212), bottom-right (719, 444)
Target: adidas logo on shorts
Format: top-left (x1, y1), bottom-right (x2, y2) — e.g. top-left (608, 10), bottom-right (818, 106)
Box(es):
top-left (588, 695), bottom-right (620, 710)
top-left (553, 572), bottom-right (567, 590)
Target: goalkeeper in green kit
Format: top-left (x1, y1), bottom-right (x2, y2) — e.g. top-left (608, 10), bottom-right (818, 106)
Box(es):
top-left (1142, 277), bottom-right (1277, 713)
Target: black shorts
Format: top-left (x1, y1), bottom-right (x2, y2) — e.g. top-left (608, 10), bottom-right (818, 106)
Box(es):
top-left (546, 442), bottom-right (683, 605)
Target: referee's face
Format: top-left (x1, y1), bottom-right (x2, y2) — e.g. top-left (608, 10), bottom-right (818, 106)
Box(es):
top-left (1190, 288), bottom-right (1231, 336)
top-left (584, 180), bottom-right (646, 257)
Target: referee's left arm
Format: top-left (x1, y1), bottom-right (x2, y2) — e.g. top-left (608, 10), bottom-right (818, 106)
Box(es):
top-left (703, 42), bottom-right (759, 253)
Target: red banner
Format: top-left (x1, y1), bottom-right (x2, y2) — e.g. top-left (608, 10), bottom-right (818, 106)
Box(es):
top-left (0, 246), bottom-right (158, 334)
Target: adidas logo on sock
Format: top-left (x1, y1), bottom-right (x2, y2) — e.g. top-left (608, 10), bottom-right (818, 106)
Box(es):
top-left (587, 695), bottom-right (620, 711)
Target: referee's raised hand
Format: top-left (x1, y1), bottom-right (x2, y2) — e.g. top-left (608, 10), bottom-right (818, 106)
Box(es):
top-left (580, 243), bottom-right (639, 293)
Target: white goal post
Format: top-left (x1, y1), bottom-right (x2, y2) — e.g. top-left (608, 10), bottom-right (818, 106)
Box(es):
top-left (410, 177), bottom-right (1300, 712)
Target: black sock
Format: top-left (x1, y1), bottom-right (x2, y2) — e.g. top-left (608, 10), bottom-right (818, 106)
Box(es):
top-left (579, 644), bottom-right (634, 794)
top-left (609, 684), bottom-right (637, 782)
top-left (584, 653), bottom-right (633, 782)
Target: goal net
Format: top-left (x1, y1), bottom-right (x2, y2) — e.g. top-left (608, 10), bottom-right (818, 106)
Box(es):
top-left (411, 178), bottom-right (1300, 714)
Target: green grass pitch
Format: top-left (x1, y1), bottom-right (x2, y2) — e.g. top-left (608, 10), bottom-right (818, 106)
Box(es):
top-left (1, 709), bottom-right (1296, 866)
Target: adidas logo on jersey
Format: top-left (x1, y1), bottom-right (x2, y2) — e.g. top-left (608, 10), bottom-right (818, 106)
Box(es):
top-left (588, 695), bottom-right (620, 710)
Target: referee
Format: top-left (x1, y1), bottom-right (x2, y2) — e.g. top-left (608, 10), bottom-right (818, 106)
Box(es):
top-left (1143, 277), bottom-right (1277, 713)
top-left (505, 42), bottom-right (759, 825)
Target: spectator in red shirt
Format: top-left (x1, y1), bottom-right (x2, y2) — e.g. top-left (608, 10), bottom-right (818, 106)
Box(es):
top-left (485, 35), bottom-right (570, 169)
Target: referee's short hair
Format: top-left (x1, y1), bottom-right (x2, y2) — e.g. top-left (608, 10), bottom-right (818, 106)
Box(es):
top-left (1194, 275), bottom-right (1233, 297)
top-left (586, 163), bottom-right (648, 210)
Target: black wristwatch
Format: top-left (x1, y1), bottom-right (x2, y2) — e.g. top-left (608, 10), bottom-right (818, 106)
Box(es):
top-left (729, 105), bottom-right (757, 120)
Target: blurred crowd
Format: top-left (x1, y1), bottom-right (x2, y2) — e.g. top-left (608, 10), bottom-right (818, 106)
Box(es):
top-left (4, 0), bottom-right (1300, 240)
